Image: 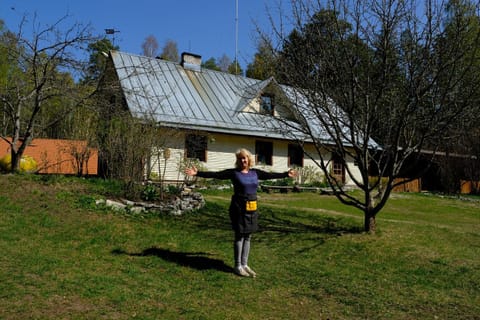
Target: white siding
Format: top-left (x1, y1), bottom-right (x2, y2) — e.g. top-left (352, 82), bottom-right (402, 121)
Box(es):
top-left (148, 134), bottom-right (185, 181)
top-left (345, 154), bottom-right (361, 186)
top-left (147, 130), bottom-right (362, 186)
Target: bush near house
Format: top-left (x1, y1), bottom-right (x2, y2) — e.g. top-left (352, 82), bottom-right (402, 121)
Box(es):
top-left (0, 154), bottom-right (37, 172)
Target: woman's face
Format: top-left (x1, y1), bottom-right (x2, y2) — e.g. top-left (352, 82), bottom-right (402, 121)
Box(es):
top-left (237, 155), bottom-right (249, 170)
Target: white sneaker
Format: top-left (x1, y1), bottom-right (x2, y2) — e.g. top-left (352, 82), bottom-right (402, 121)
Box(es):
top-left (234, 266), bottom-right (250, 277)
top-left (243, 265), bottom-right (257, 278)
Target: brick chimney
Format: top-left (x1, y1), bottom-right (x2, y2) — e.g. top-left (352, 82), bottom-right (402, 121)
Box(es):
top-left (181, 52), bottom-right (202, 72)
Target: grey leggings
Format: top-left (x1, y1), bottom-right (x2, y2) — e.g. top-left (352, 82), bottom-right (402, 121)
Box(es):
top-left (234, 232), bottom-right (252, 267)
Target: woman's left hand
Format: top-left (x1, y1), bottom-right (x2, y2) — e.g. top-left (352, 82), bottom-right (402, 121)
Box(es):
top-left (185, 166), bottom-right (198, 176)
top-left (288, 169), bottom-right (298, 178)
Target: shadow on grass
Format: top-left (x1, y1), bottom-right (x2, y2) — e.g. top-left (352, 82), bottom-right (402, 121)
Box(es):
top-left (191, 202), bottom-right (364, 254)
top-left (260, 208), bottom-right (364, 235)
top-left (112, 247), bottom-right (232, 273)
top-left (197, 202), bottom-right (364, 236)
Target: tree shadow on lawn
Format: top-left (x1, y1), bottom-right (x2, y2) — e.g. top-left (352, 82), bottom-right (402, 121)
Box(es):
top-left (198, 203), bottom-right (363, 236)
top-left (112, 247), bottom-right (233, 273)
top-left (260, 209), bottom-right (363, 235)
top-left (192, 203), bottom-right (364, 253)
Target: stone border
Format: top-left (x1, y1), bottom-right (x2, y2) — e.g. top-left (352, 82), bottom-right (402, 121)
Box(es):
top-left (96, 190), bottom-right (205, 216)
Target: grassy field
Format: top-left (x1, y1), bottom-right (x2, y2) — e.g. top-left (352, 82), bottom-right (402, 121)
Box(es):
top-left (0, 174), bottom-right (479, 319)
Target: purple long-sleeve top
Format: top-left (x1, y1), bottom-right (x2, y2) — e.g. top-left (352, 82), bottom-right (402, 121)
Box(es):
top-left (196, 168), bottom-right (289, 196)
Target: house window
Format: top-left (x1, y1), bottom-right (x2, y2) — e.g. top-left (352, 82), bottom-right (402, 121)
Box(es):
top-left (288, 144), bottom-right (304, 167)
top-left (331, 153), bottom-right (345, 183)
top-left (260, 94), bottom-right (274, 115)
top-left (255, 141), bottom-right (273, 165)
top-left (185, 134), bottom-right (207, 162)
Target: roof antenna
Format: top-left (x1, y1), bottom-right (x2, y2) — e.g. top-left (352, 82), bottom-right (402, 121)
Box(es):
top-left (235, 0), bottom-right (238, 74)
top-left (105, 28), bottom-right (120, 46)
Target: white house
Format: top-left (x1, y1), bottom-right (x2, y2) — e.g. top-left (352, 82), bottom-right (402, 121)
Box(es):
top-left (103, 51), bottom-right (363, 186)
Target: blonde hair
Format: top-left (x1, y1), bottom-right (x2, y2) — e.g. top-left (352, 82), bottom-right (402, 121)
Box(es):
top-left (235, 148), bottom-right (254, 169)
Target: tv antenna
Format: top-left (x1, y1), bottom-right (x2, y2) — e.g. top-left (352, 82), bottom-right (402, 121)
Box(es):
top-left (235, 0), bottom-right (238, 74)
top-left (105, 28), bottom-right (120, 46)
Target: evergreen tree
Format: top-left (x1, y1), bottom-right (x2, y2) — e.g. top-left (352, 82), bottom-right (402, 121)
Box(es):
top-left (202, 57), bottom-right (221, 71)
top-left (246, 38), bottom-right (277, 80)
top-left (227, 60), bottom-right (243, 75)
top-left (84, 38), bottom-right (118, 83)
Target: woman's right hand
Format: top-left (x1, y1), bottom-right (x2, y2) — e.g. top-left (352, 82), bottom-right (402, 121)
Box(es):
top-left (185, 166), bottom-right (198, 176)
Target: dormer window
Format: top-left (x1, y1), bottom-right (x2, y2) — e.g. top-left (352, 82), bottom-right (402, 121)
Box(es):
top-left (260, 94), bottom-right (274, 115)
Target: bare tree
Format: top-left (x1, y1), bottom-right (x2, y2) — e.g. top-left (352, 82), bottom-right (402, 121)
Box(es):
top-left (217, 54), bottom-right (232, 72)
top-left (0, 14), bottom-right (97, 172)
top-left (142, 34), bottom-right (159, 58)
top-left (262, 0), bottom-right (480, 232)
top-left (159, 39), bottom-right (179, 62)
top-left (95, 52), bottom-right (184, 199)
top-left (66, 100), bottom-right (100, 176)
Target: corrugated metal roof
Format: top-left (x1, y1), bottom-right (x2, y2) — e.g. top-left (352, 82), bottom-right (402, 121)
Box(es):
top-left (109, 51), bottom-right (379, 149)
top-left (110, 51), bottom-right (289, 139)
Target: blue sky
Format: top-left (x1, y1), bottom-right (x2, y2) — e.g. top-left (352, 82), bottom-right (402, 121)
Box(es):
top-left (1, 0), bottom-right (291, 70)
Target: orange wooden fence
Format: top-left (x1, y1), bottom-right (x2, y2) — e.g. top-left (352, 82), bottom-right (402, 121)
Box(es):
top-left (0, 138), bottom-right (98, 175)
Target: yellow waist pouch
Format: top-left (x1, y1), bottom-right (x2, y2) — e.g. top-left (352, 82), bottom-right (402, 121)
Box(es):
top-left (246, 200), bottom-right (257, 212)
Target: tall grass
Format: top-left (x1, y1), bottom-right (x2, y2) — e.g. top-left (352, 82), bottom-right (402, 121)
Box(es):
top-left (0, 174), bottom-right (478, 319)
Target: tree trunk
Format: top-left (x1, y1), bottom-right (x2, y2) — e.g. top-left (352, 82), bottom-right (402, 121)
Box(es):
top-left (364, 211), bottom-right (376, 233)
top-left (10, 148), bottom-right (20, 173)
top-left (364, 190), bottom-right (377, 233)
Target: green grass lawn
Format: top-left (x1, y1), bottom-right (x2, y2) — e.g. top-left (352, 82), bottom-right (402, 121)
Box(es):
top-left (0, 174), bottom-right (479, 319)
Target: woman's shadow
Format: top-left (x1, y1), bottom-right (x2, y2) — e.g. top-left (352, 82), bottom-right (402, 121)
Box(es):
top-left (112, 247), bottom-right (233, 273)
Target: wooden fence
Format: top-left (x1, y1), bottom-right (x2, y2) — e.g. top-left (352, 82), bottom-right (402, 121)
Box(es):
top-left (0, 138), bottom-right (98, 175)
top-left (392, 178), bottom-right (422, 193)
top-left (460, 180), bottom-right (480, 194)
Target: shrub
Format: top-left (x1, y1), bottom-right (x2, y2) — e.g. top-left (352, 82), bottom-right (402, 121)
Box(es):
top-left (0, 154), bottom-right (37, 173)
top-left (142, 184), bottom-right (159, 201)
